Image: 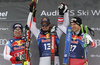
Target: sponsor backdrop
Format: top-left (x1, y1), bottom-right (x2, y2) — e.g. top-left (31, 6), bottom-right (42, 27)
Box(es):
top-left (0, 0), bottom-right (100, 65)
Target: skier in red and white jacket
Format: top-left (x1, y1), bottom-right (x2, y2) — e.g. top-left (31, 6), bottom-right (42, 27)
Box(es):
top-left (3, 23), bottom-right (31, 65)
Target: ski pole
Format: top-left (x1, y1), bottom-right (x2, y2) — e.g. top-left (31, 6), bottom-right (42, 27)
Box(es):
top-left (24, 0), bottom-right (38, 65)
top-left (26, 0), bottom-right (38, 61)
top-left (81, 24), bottom-right (88, 65)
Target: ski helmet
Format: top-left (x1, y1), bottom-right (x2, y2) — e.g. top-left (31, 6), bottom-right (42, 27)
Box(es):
top-left (13, 23), bottom-right (23, 31)
top-left (71, 17), bottom-right (82, 27)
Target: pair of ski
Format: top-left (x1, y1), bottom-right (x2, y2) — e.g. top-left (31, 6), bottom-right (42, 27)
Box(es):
top-left (23, 0), bottom-right (38, 65)
top-left (63, 25), bottom-right (88, 65)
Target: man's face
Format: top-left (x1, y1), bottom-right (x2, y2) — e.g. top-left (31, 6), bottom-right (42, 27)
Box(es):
top-left (14, 28), bottom-right (22, 37)
top-left (41, 22), bottom-right (51, 31)
top-left (71, 22), bottom-right (81, 32)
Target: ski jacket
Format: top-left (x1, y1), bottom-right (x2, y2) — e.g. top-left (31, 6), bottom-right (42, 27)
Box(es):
top-left (27, 12), bottom-right (69, 65)
top-left (37, 31), bottom-right (59, 57)
top-left (70, 34), bottom-right (95, 59)
top-left (58, 14), bottom-right (95, 65)
top-left (27, 12), bottom-right (69, 57)
top-left (68, 33), bottom-right (95, 65)
top-left (3, 36), bottom-right (31, 65)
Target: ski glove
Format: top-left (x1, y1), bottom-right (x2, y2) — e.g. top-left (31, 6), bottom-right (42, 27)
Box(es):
top-left (29, 1), bottom-right (36, 12)
top-left (33, 10), bottom-right (37, 17)
top-left (16, 54), bottom-right (26, 61)
top-left (50, 25), bottom-right (56, 34)
top-left (83, 38), bottom-right (90, 45)
top-left (25, 25), bottom-right (29, 30)
top-left (58, 3), bottom-right (68, 15)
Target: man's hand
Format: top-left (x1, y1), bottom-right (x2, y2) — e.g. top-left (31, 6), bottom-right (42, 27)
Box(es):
top-left (33, 10), bottom-right (37, 17)
top-left (29, 1), bottom-right (36, 12)
top-left (25, 25), bottom-right (29, 30)
top-left (58, 3), bottom-right (68, 15)
top-left (16, 54), bottom-right (26, 61)
top-left (83, 38), bottom-right (90, 45)
top-left (50, 25), bottom-right (56, 34)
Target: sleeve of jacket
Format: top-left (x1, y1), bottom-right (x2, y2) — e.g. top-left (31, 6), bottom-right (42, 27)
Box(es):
top-left (3, 41), bottom-right (16, 61)
top-left (86, 34), bottom-right (95, 48)
top-left (58, 12), bottom-right (69, 34)
top-left (26, 12), bottom-right (40, 39)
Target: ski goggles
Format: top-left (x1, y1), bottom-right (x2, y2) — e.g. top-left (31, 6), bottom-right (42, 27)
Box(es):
top-left (41, 24), bottom-right (49, 27)
top-left (14, 29), bottom-right (22, 32)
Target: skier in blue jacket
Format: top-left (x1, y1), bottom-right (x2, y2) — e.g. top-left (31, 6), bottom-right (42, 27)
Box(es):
top-left (26, 1), bottom-right (69, 65)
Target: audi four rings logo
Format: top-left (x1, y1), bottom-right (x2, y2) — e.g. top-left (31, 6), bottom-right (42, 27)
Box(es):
top-left (93, 39), bottom-right (100, 48)
top-left (0, 39), bottom-right (7, 45)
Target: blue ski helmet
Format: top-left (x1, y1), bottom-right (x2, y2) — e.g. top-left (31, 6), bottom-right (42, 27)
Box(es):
top-left (13, 23), bottom-right (23, 32)
top-left (41, 17), bottom-right (51, 25)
